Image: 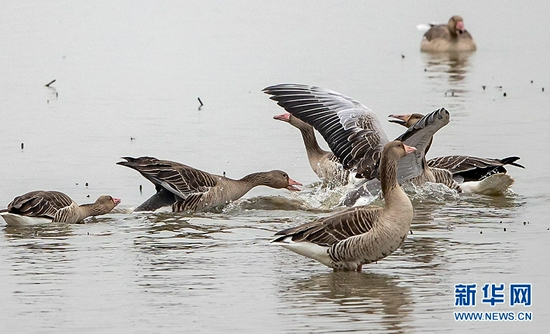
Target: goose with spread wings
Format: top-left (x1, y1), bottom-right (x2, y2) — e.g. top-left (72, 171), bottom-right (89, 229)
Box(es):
top-left (389, 113), bottom-right (523, 194)
top-left (264, 83), bottom-right (450, 191)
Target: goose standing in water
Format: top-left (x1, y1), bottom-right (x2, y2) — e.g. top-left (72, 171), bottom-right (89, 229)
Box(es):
top-left (118, 157), bottom-right (302, 212)
top-left (271, 141), bottom-right (416, 272)
top-left (264, 84), bottom-right (449, 194)
top-left (0, 191), bottom-right (121, 226)
top-left (273, 112), bottom-right (349, 187)
top-left (389, 113), bottom-right (524, 194)
top-left (420, 15), bottom-right (476, 52)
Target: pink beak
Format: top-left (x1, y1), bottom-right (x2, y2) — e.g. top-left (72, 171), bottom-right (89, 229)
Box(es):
top-left (403, 144), bottom-right (417, 155)
top-left (456, 21), bottom-right (465, 33)
top-left (287, 177), bottom-right (302, 191)
top-left (273, 113), bottom-right (291, 122)
top-left (113, 198), bottom-right (122, 206)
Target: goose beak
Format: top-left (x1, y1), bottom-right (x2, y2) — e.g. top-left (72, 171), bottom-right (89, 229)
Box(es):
top-left (456, 21), bottom-right (465, 33)
top-left (403, 144), bottom-right (417, 155)
top-left (287, 177), bottom-right (302, 191)
top-left (113, 198), bottom-right (122, 206)
top-left (273, 113), bottom-right (291, 122)
top-left (388, 114), bottom-right (409, 126)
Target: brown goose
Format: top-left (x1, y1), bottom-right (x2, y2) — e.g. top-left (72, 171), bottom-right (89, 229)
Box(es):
top-left (0, 191), bottom-right (121, 226)
top-left (118, 157), bottom-right (302, 212)
top-left (274, 112), bottom-right (349, 187)
top-left (421, 15), bottom-right (476, 52)
top-left (389, 114), bottom-right (525, 195)
top-left (390, 113), bottom-right (524, 180)
top-left (271, 141), bottom-right (416, 272)
top-left (264, 83), bottom-right (449, 186)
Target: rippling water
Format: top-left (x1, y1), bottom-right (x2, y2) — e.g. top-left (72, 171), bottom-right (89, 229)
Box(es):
top-left (1, 1), bottom-right (549, 333)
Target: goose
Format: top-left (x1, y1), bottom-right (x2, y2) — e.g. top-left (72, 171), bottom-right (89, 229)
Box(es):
top-left (271, 141), bottom-right (416, 272)
top-left (389, 113), bottom-right (523, 194)
top-left (420, 15), bottom-right (476, 52)
top-left (0, 191), bottom-right (121, 226)
top-left (264, 83), bottom-right (449, 189)
top-left (274, 112), bottom-right (349, 187)
top-left (118, 157), bottom-right (302, 212)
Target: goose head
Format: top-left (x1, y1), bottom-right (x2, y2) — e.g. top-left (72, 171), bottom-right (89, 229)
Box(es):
top-left (274, 112), bottom-right (310, 130)
top-left (448, 15), bottom-right (465, 35)
top-left (383, 141), bottom-right (417, 161)
top-left (264, 170), bottom-right (302, 191)
top-left (89, 195), bottom-right (121, 215)
top-left (388, 113), bottom-right (424, 128)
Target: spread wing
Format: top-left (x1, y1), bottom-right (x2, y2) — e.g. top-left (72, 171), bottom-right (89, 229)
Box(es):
top-left (394, 107), bottom-right (450, 183)
top-left (7, 190), bottom-right (74, 218)
top-left (273, 206), bottom-right (382, 247)
top-left (264, 83), bottom-right (389, 178)
top-left (117, 157), bottom-right (219, 199)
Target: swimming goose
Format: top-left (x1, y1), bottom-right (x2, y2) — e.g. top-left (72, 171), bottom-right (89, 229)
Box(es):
top-left (420, 15), bottom-right (476, 52)
top-left (271, 141), bottom-right (416, 272)
top-left (389, 113), bottom-right (524, 181)
top-left (0, 191), bottom-right (121, 226)
top-left (274, 112), bottom-right (349, 187)
top-left (118, 157), bottom-right (302, 212)
top-left (264, 83), bottom-right (449, 186)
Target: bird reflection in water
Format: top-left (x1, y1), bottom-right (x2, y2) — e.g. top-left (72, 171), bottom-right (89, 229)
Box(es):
top-left (278, 271), bottom-right (413, 333)
top-left (422, 51), bottom-right (474, 112)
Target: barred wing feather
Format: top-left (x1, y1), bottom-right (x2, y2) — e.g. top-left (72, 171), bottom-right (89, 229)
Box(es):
top-left (7, 191), bottom-right (74, 218)
top-left (117, 157), bottom-right (219, 199)
top-left (273, 207), bottom-right (382, 246)
top-left (264, 84), bottom-right (388, 176)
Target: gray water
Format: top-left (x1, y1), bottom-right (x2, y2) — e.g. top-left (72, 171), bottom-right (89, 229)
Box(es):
top-left (1, 1), bottom-right (549, 333)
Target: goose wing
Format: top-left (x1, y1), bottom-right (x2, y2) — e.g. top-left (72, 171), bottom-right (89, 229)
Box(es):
top-left (7, 190), bottom-right (74, 218)
top-left (264, 83), bottom-right (389, 179)
top-left (117, 157), bottom-right (219, 199)
top-left (394, 107), bottom-right (450, 183)
top-left (423, 24), bottom-right (448, 41)
top-left (427, 155), bottom-right (524, 182)
top-left (273, 206), bottom-right (382, 246)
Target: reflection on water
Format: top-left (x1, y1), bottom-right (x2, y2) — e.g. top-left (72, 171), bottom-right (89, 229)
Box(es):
top-left (423, 51), bottom-right (474, 83)
top-left (277, 271), bottom-right (413, 333)
top-left (422, 51), bottom-right (475, 112)
top-left (3, 223), bottom-right (74, 240)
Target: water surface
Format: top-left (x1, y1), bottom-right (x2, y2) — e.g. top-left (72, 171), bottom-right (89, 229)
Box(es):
top-left (1, 1), bottom-right (549, 333)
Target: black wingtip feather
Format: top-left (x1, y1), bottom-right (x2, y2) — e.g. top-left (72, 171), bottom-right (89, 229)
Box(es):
top-left (499, 156), bottom-right (525, 169)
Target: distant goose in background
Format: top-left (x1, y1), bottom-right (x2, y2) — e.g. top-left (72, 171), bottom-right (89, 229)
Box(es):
top-left (0, 191), bottom-right (120, 226)
top-left (389, 113), bottom-right (524, 194)
top-left (264, 83), bottom-right (449, 187)
top-left (118, 157), bottom-right (302, 213)
top-left (271, 141), bottom-right (416, 272)
top-left (420, 15), bottom-right (476, 52)
top-left (273, 112), bottom-right (349, 187)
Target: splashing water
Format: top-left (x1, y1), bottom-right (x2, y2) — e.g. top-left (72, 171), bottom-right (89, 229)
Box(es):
top-left (403, 182), bottom-right (460, 203)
